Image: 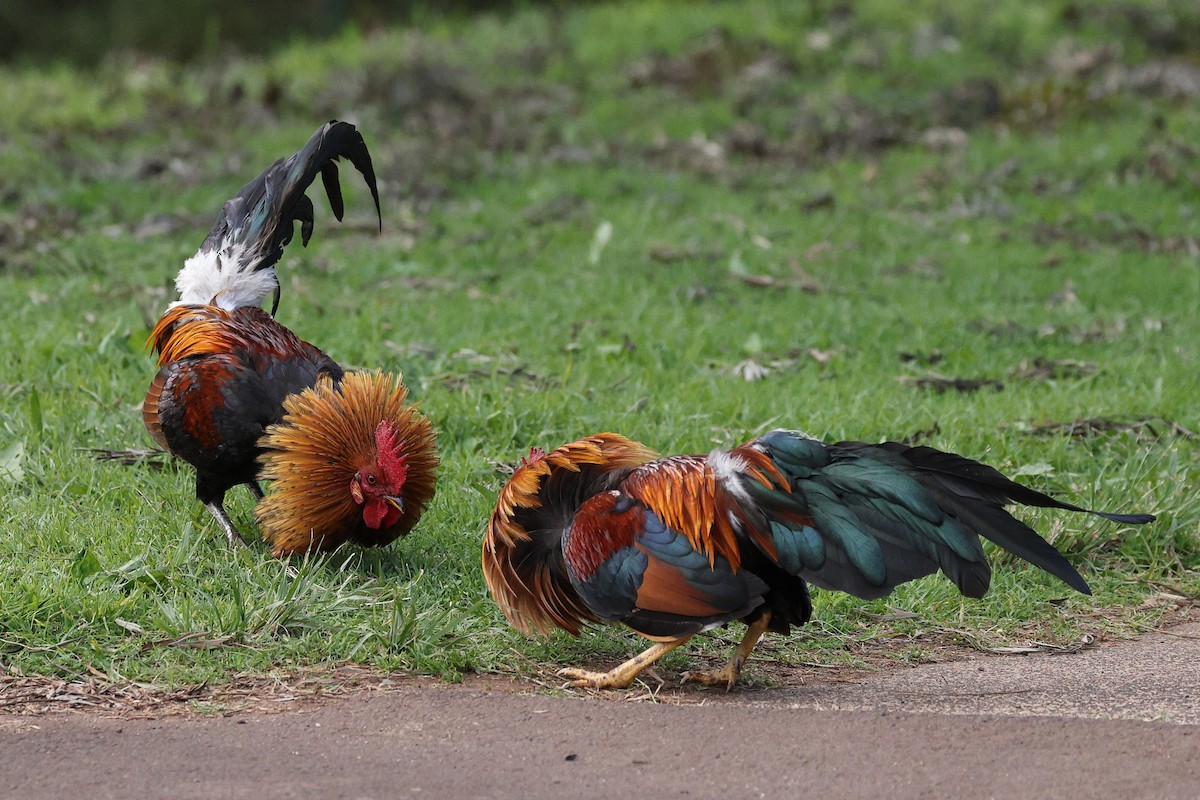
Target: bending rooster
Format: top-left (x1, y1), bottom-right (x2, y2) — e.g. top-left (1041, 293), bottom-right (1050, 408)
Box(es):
top-left (143, 121), bottom-right (437, 553)
top-left (256, 371), bottom-right (438, 556)
top-left (484, 431), bottom-right (1154, 689)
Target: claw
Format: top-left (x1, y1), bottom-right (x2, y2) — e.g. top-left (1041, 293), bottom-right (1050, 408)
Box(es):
top-left (680, 613), bottom-right (771, 691)
top-left (680, 655), bottom-right (744, 691)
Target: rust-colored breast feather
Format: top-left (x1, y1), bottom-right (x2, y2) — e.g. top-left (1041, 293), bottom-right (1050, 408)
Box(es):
top-left (561, 490), bottom-right (643, 581)
top-left (621, 456), bottom-right (743, 572)
top-left (483, 433), bottom-right (657, 636)
top-left (255, 371), bottom-right (438, 556)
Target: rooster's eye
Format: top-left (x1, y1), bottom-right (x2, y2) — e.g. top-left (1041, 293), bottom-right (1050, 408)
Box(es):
top-left (366, 473), bottom-right (377, 486)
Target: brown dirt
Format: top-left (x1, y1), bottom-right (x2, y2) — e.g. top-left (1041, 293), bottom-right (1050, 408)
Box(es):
top-left (2, 613), bottom-right (1197, 799)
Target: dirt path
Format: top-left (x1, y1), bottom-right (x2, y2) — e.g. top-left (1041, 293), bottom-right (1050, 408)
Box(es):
top-left (2, 622), bottom-right (1197, 799)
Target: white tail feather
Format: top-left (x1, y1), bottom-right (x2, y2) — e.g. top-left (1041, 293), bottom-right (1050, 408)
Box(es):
top-left (171, 244), bottom-right (277, 311)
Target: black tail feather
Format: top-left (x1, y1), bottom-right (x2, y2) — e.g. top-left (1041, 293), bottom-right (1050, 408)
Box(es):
top-left (861, 441), bottom-right (1156, 595)
top-left (198, 119), bottom-right (381, 297)
top-left (877, 443), bottom-right (1156, 526)
top-left (1089, 510), bottom-right (1157, 525)
top-left (935, 493), bottom-right (1093, 595)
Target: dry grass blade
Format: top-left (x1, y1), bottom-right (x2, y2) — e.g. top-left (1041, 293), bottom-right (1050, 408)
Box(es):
top-left (436, 365), bottom-right (554, 392)
top-left (1024, 416), bottom-right (1199, 441)
top-left (648, 242), bottom-right (717, 263)
top-left (984, 634), bottom-right (1096, 656)
top-left (733, 268), bottom-right (823, 293)
top-left (83, 447), bottom-right (171, 466)
top-left (139, 633), bottom-right (245, 652)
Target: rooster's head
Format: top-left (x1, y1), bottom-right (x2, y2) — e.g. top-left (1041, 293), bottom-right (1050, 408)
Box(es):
top-left (350, 420), bottom-right (410, 530)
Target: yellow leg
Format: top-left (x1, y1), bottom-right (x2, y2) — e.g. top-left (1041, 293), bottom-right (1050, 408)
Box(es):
top-left (681, 612), bottom-right (771, 690)
top-left (559, 637), bottom-right (692, 690)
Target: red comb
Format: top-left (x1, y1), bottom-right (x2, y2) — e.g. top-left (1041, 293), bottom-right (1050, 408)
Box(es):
top-left (520, 446), bottom-right (547, 468)
top-left (375, 419), bottom-right (408, 487)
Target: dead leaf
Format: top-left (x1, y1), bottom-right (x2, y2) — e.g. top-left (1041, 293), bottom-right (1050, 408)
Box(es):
top-left (899, 372), bottom-right (1004, 394)
top-left (885, 257), bottom-right (943, 279)
top-left (806, 348), bottom-right (837, 364)
top-left (648, 242), bottom-right (713, 263)
top-left (1010, 357), bottom-right (1097, 381)
top-left (1046, 280), bottom-right (1078, 308)
top-left (730, 359), bottom-right (772, 382)
top-left (920, 126), bottom-right (969, 150)
top-left (733, 265), bottom-right (822, 293)
top-left (898, 349), bottom-right (944, 365)
top-left (800, 192), bottom-right (835, 211)
top-left (735, 273), bottom-right (782, 288)
top-left (589, 220), bottom-right (613, 265)
top-left (0, 441), bottom-right (26, 483)
top-left (803, 241), bottom-right (832, 261)
top-left (1032, 214), bottom-right (1199, 255)
top-left (901, 421), bottom-right (941, 445)
top-left (522, 194), bottom-right (589, 226)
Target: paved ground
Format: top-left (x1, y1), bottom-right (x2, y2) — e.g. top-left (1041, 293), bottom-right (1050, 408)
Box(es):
top-left (2, 622), bottom-right (1197, 799)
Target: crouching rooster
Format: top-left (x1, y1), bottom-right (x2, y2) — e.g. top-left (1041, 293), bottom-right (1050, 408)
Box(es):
top-left (255, 371), bottom-right (437, 556)
top-left (143, 121), bottom-right (437, 553)
top-left (484, 431), bottom-right (1154, 690)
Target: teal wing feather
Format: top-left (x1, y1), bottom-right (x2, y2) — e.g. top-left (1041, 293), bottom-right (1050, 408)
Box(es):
top-left (562, 492), bottom-right (767, 639)
top-left (731, 429), bottom-right (1155, 599)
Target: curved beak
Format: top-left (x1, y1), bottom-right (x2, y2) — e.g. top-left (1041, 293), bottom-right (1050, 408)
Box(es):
top-left (384, 495), bottom-right (405, 513)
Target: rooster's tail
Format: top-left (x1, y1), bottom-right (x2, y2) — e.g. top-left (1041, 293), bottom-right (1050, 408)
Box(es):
top-left (172, 120), bottom-right (380, 314)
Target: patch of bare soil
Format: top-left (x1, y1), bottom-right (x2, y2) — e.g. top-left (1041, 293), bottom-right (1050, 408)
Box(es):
top-left (2, 603), bottom-right (1194, 720)
top-left (2, 615), bottom-right (1199, 800)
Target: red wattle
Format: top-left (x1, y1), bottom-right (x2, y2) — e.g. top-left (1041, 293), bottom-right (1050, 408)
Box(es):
top-left (363, 498), bottom-right (388, 529)
top-left (363, 498), bottom-right (404, 530)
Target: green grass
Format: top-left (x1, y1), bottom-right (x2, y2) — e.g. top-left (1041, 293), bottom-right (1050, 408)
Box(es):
top-left (1, 0), bottom-right (1197, 690)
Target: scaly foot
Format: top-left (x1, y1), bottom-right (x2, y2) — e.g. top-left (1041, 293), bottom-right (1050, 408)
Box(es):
top-left (680, 655), bottom-right (744, 691)
top-left (557, 638), bottom-right (691, 690)
top-left (557, 667), bottom-right (637, 690)
top-left (681, 613), bottom-right (772, 690)
top-left (205, 501), bottom-right (247, 548)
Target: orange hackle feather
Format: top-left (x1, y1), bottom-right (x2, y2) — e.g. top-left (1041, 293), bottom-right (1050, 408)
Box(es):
top-left (484, 433), bottom-right (657, 636)
top-left (148, 305), bottom-right (240, 365)
top-left (621, 456), bottom-right (743, 572)
top-left (148, 304), bottom-right (318, 367)
top-left (255, 371), bottom-right (438, 556)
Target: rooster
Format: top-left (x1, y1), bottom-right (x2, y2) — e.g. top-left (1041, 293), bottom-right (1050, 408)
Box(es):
top-left (143, 121), bottom-right (437, 553)
top-left (484, 431), bottom-right (1154, 689)
top-left (255, 371), bottom-right (438, 556)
